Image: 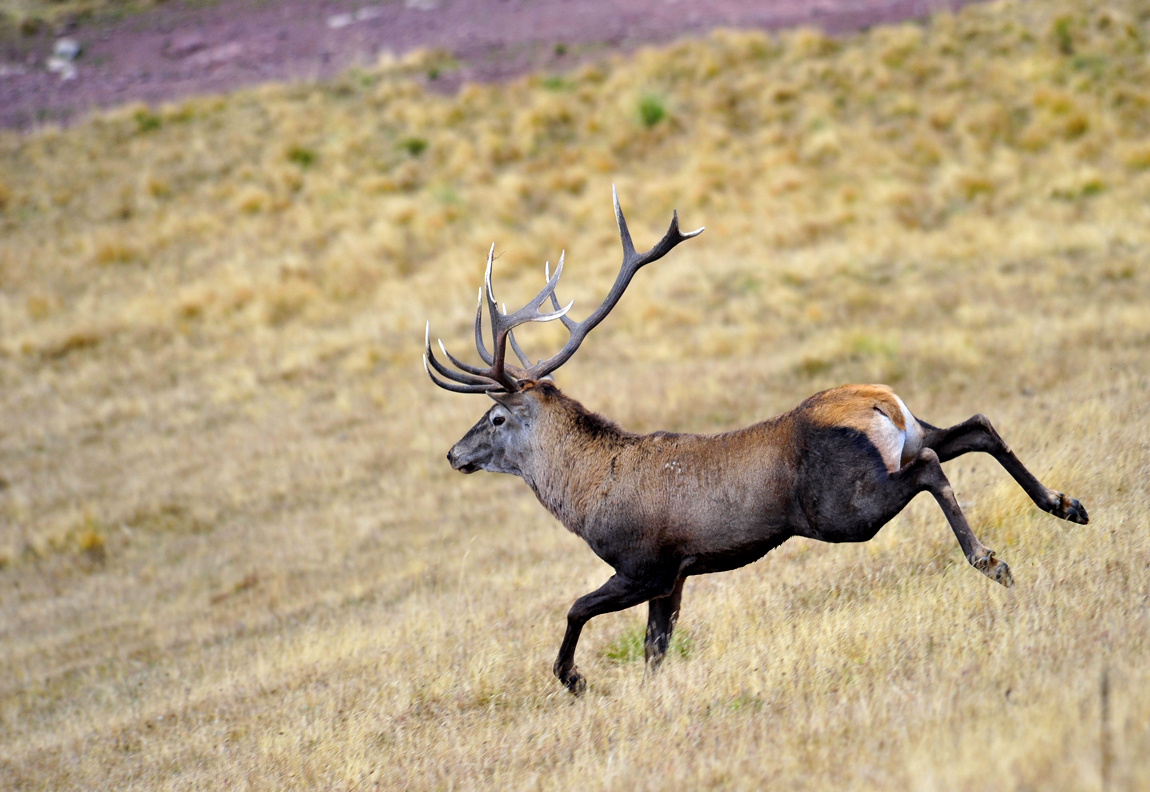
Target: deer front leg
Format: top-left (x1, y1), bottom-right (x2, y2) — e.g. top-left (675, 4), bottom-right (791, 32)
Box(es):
top-left (645, 577), bottom-right (685, 673)
top-left (554, 573), bottom-right (676, 696)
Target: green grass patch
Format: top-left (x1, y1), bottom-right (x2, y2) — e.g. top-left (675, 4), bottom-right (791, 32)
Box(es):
top-left (605, 625), bottom-right (692, 664)
top-left (400, 137), bottom-right (429, 157)
top-left (287, 145), bottom-right (317, 168)
top-left (638, 93), bottom-right (667, 128)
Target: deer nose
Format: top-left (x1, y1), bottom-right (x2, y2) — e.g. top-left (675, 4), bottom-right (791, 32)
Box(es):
top-left (446, 449), bottom-right (455, 466)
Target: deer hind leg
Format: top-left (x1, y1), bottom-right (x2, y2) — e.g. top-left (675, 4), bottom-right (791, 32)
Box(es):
top-left (920, 414), bottom-right (1088, 525)
top-left (644, 577), bottom-right (685, 674)
top-left (890, 447), bottom-right (1014, 587)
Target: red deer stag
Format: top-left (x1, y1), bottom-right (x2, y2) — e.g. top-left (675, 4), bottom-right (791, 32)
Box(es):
top-left (424, 189), bottom-right (1089, 696)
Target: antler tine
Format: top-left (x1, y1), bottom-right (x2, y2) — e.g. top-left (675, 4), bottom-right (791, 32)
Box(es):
top-left (437, 338), bottom-right (497, 380)
top-left (518, 254), bottom-right (580, 367)
top-left (481, 246), bottom-right (573, 389)
top-left (423, 355), bottom-right (502, 393)
top-left (613, 184), bottom-right (705, 270)
top-left (545, 253), bottom-right (579, 334)
top-left (613, 183), bottom-right (638, 261)
top-left (425, 322), bottom-right (501, 387)
top-left (527, 186), bottom-right (703, 380)
top-left (428, 245), bottom-right (573, 395)
top-left (508, 328), bottom-right (533, 368)
top-left (501, 291), bottom-right (537, 369)
top-left (473, 287), bottom-right (494, 365)
top-left (424, 323), bottom-right (503, 393)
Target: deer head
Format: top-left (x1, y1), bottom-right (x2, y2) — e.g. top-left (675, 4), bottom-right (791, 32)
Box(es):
top-left (443, 387), bottom-right (542, 475)
top-left (426, 188), bottom-right (704, 475)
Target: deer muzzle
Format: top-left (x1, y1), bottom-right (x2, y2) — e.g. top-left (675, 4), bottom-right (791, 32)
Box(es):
top-left (446, 447), bottom-right (480, 474)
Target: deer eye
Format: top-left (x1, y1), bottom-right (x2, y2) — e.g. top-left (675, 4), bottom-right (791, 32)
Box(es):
top-left (492, 415), bottom-right (506, 427)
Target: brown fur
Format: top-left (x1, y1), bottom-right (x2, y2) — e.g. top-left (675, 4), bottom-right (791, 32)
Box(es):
top-left (802, 384), bottom-right (907, 433)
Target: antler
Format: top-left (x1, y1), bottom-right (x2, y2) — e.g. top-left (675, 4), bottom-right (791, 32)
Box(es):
top-left (528, 185), bottom-right (704, 380)
top-left (425, 244), bottom-right (573, 393)
top-left (425, 187), bottom-right (703, 394)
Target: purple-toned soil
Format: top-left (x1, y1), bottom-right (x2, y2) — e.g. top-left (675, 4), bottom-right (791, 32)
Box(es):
top-left (0, 0), bottom-right (983, 131)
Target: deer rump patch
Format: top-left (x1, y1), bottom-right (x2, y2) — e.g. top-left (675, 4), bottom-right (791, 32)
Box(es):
top-left (801, 385), bottom-right (924, 473)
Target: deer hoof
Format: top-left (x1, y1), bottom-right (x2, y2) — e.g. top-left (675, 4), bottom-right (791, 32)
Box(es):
top-left (971, 551), bottom-right (1013, 588)
top-left (554, 661), bottom-right (587, 696)
top-left (562, 669), bottom-right (586, 696)
top-left (1051, 493), bottom-right (1089, 525)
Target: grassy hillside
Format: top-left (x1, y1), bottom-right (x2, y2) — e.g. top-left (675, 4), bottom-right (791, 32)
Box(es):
top-left (1, 0), bottom-right (1149, 788)
top-left (2, 0), bottom-right (194, 32)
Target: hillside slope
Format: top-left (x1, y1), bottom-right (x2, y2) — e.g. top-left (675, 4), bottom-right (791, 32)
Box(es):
top-left (1, 0), bottom-right (1148, 788)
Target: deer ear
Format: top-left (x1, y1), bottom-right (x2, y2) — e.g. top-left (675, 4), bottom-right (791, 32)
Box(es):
top-left (489, 389), bottom-right (536, 417)
top-left (489, 390), bottom-right (524, 406)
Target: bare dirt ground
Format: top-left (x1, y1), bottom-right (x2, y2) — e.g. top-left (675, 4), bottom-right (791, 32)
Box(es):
top-left (0, 0), bottom-right (981, 130)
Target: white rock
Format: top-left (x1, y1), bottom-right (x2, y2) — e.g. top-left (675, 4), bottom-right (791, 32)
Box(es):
top-left (46, 56), bottom-right (77, 80)
top-left (53, 38), bottom-right (82, 61)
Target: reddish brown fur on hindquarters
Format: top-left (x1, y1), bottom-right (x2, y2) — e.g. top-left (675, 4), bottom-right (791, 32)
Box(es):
top-left (799, 384), bottom-right (920, 472)
top-left (428, 191), bottom-right (1089, 695)
top-left (802, 384), bottom-right (907, 433)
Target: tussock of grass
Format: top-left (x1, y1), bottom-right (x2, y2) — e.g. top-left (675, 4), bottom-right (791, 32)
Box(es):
top-left (0, 0), bottom-right (143, 31)
top-left (1, 0), bottom-right (1149, 788)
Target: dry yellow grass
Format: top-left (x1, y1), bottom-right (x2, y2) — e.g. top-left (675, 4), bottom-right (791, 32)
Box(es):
top-left (1, 0), bottom-right (1149, 788)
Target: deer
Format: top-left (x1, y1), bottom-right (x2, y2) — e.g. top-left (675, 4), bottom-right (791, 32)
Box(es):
top-left (424, 188), bottom-right (1089, 696)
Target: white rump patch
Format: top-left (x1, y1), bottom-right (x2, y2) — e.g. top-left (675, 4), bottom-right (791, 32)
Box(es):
top-left (871, 395), bottom-right (924, 472)
top-left (895, 395), bottom-right (924, 467)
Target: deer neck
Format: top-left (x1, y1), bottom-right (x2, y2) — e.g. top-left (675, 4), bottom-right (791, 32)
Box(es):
top-left (519, 394), bottom-right (630, 535)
